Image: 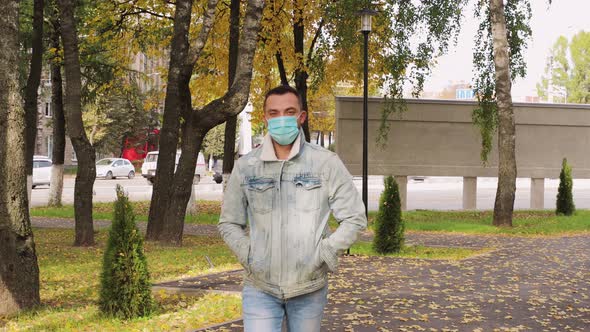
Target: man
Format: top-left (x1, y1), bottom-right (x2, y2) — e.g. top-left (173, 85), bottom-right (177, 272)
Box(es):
top-left (218, 85), bottom-right (367, 331)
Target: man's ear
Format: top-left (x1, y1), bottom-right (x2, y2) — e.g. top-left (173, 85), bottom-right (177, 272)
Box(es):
top-left (299, 111), bottom-right (307, 125)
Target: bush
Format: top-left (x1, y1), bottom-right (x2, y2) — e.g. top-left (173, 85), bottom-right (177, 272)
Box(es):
top-left (64, 166), bottom-right (78, 175)
top-left (99, 185), bottom-right (154, 319)
top-left (131, 159), bottom-right (143, 172)
top-left (327, 143), bottom-right (335, 152)
top-left (373, 176), bottom-right (405, 254)
top-left (556, 158), bottom-right (575, 216)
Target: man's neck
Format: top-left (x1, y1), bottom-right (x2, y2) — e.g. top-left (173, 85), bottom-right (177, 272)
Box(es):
top-left (272, 140), bottom-right (294, 160)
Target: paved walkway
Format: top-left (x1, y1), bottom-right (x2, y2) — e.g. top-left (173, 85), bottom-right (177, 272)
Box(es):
top-left (187, 233), bottom-right (589, 331)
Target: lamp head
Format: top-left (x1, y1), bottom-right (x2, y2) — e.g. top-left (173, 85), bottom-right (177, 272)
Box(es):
top-left (358, 8), bottom-right (377, 32)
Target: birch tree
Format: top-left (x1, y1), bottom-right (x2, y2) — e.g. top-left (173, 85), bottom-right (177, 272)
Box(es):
top-left (472, 0), bottom-right (534, 227)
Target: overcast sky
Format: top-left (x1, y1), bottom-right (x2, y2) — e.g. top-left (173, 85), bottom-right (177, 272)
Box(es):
top-left (422, 0), bottom-right (590, 100)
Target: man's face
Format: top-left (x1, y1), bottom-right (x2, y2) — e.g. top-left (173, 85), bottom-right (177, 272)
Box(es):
top-left (263, 92), bottom-right (307, 127)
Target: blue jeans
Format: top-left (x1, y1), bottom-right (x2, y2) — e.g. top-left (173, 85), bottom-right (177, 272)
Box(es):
top-left (242, 284), bottom-right (328, 332)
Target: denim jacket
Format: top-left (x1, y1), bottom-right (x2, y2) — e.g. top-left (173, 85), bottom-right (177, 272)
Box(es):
top-left (218, 131), bottom-right (367, 299)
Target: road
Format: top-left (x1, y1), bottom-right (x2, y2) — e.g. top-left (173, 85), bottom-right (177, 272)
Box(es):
top-left (31, 175), bottom-right (590, 211)
top-left (30, 175), bottom-right (225, 208)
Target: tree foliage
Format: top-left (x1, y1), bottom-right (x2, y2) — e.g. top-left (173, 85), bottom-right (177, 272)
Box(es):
top-left (537, 31), bottom-right (590, 104)
top-left (373, 176), bottom-right (404, 254)
top-left (100, 185), bottom-right (154, 319)
top-left (203, 123), bottom-right (226, 159)
top-left (375, 0), bottom-right (468, 146)
top-left (67, 0), bottom-right (471, 154)
top-left (60, 0), bottom-right (170, 157)
top-left (556, 158), bottom-right (575, 216)
top-left (244, 0), bottom-right (468, 145)
top-left (82, 82), bottom-right (159, 155)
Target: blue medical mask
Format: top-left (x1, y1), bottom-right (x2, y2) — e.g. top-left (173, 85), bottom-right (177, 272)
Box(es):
top-left (267, 114), bottom-right (300, 145)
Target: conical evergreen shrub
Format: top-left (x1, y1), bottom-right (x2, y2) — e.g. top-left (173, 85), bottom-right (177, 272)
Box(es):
top-left (373, 176), bottom-right (405, 254)
top-left (99, 185), bottom-right (153, 319)
top-left (556, 158), bottom-right (575, 216)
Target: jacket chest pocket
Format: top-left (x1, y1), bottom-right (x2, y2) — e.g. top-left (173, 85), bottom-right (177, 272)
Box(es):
top-left (294, 176), bottom-right (322, 211)
top-left (247, 178), bottom-right (275, 214)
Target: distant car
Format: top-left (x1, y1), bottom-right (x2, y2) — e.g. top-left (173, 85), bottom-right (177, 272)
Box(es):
top-left (141, 150), bottom-right (206, 185)
top-left (32, 155), bottom-right (52, 188)
top-left (96, 158), bottom-right (135, 179)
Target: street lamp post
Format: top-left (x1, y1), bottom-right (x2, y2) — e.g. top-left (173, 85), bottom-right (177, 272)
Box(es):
top-left (359, 8), bottom-right (376, 218)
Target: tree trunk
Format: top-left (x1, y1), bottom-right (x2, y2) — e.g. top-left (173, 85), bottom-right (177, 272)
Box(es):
top-left (147, 0), bottom-right (196, 241)
top-left (160, 112), bottom-right (205, 244)
top-left (0, 0), bottom-right (40, 315)
top-left (293, 3), bottom-right (310, 142)
top-left (222, 116), bottom-right (237, 185)
top-left (48, 16), bottom-right (65, 207)
top-left (24, 0), bottom-right (44, 204)
top-left (320, 130), bottom-right (324, 147)
top-left (222, 0), bottom-right (241, 188)
top-left (275, 50), bottom-right (289, 85)
top-left (58, 0), bottom-right (96, 245)
top-left (185, 175), bottom-right (199, 216)
top-left (490, 0), bottom-right (516, 227)
top-left (119, 134), bottom-right (127, 158)
top-left (154, 0), bottom-right (265, 245)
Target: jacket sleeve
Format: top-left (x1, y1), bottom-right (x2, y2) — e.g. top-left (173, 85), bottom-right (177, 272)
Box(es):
top-left (217, 163), bottom-right (250, 268)
top-left (320, 154), bottom-right (368, 272)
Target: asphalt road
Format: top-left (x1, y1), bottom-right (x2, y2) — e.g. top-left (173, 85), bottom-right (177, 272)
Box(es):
top-left (30, 175), bottom-right (590, 211)
top-left (30, 175), bottom-right (224, 208)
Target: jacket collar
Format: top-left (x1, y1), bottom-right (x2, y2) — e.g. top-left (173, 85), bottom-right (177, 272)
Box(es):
top-left (260, 129), bottom-right (305, 161)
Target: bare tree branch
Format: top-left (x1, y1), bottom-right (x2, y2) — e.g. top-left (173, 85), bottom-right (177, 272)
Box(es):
top-left (187, 0), bottom-right (219, 66)
top-left (199, 0), bottom-right (265, 126)
top-left (124, 8), bottom-right (174, 20)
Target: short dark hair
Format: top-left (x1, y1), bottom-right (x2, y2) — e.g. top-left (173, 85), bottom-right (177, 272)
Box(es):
top-left (263, 85), bottom-right (304, 111)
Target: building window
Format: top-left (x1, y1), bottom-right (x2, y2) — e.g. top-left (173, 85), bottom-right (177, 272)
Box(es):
top-left (47, 135), bottom-right (53, 159)
top-left (45, 102), bottom-right (52, 117)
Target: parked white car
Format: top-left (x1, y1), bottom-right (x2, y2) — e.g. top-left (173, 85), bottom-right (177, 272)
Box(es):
top-left (96, 158), bottom-right (135, 179)
top-left (141, 151), bottom-right (206, 185)
top-left (32, 155), bottom-right (52, 188)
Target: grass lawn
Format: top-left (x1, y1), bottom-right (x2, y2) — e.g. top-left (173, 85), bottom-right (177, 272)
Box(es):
top-left (400, 209), bottom-right (590, 235)
top-left (31, 200), bottom-right (221, 225)
top-left (350, 241), bottom-right (491, 260)
top-left (31, 201), bottom-right (590, 235)
top-left (0, 228), bottom-right (242, 331)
